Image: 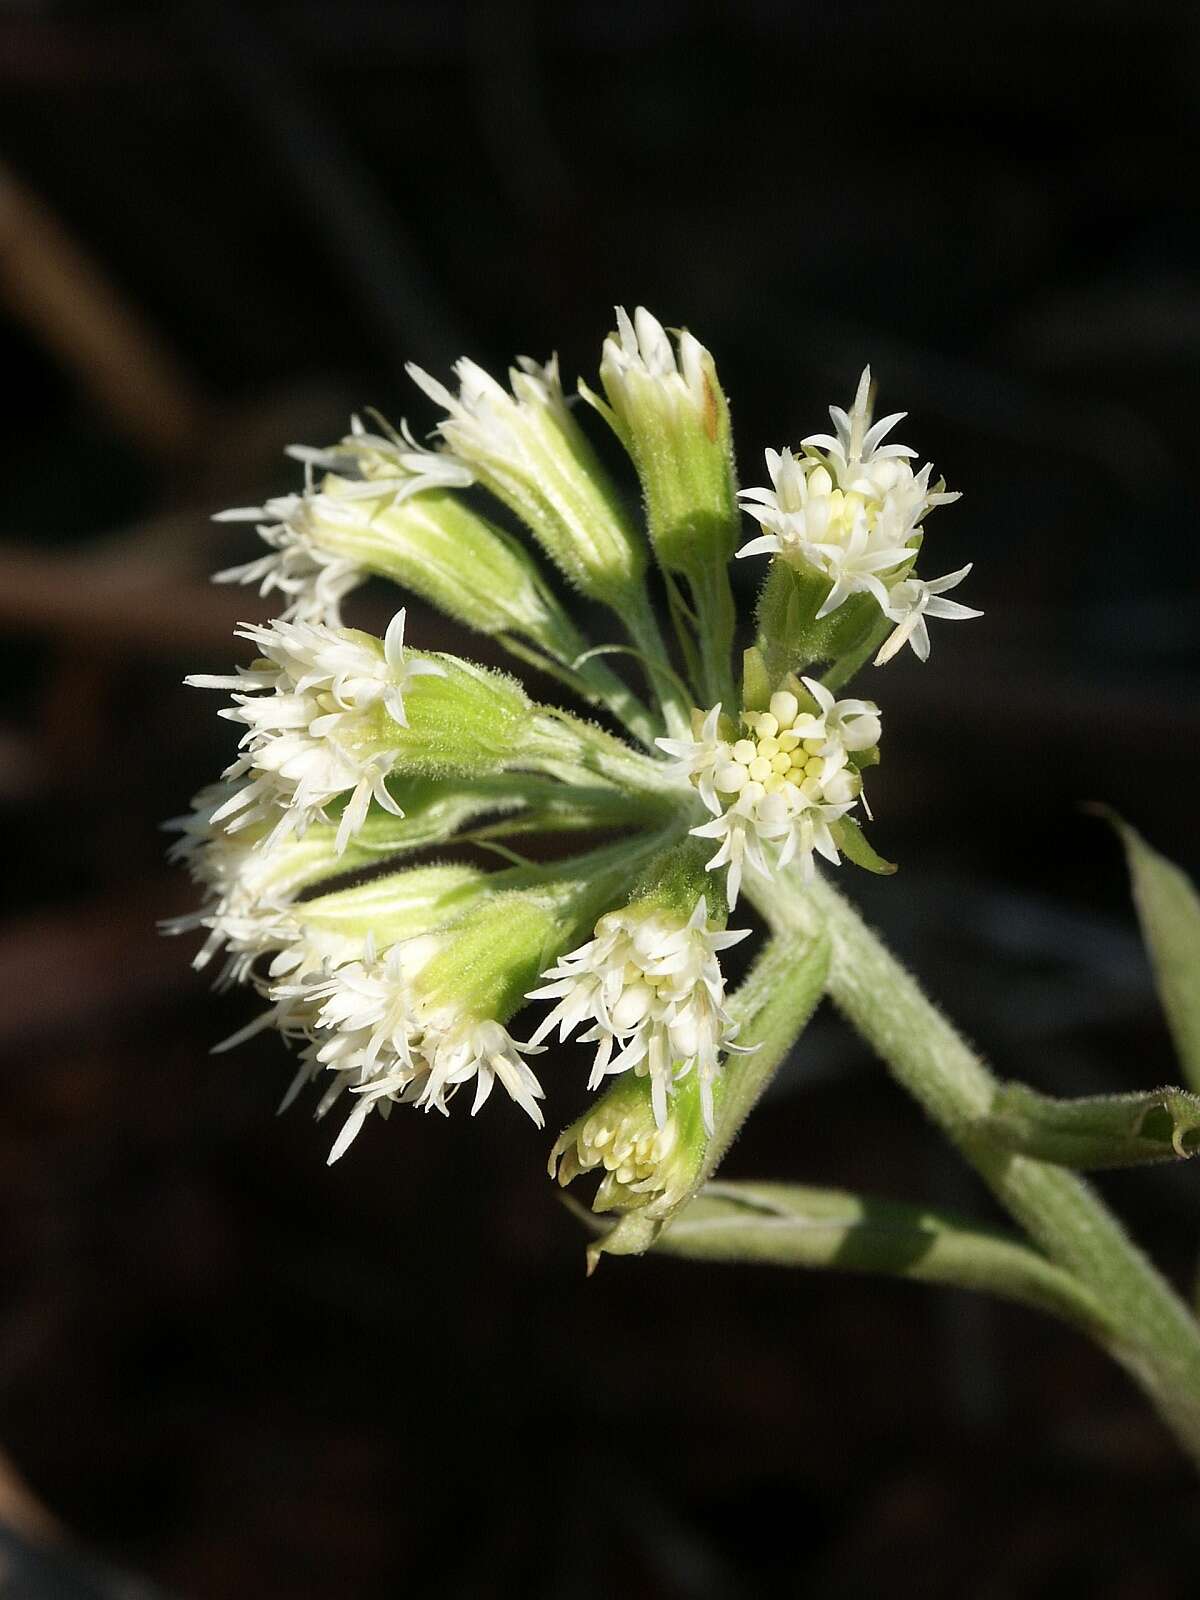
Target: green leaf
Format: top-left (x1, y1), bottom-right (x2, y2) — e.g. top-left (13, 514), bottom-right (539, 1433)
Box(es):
top-left (1102, 811), bottom-right (1200, 1090)
top-left (833, 815), bottom-right (896, 876)
top-left (984, 1081), bottom-right (1200, 1168)
top-left (650, 1180), bottom-right (1109, 1337)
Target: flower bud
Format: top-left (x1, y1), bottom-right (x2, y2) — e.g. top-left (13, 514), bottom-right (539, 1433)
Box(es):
top-left (406, 354), bottom-right (646, 608)
top-left (549, 1069), bottom-right (712, 1217)
top-left (585, 306), bottom-right (738, 578)
top-left (188, 611), bottom-right (534, 853)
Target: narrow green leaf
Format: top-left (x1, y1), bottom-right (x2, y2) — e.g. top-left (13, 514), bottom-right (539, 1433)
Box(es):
top-left (833, 815), bottom-right (897, 876)
top-left (650, 1180), bottom-right (1109, 1337)
top-left (985, 1081), bottom-right (1200, 1168)
top-left (1102, 812), bottom-right (1200, 1090)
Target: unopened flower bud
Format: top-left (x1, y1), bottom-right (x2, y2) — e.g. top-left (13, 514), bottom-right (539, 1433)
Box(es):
top-left (585, 306), bottom-right (738, 577)
top-left (549, 1069), bottom-right (712, 1217)
top-left (407, 353), bottom-right (645, 609)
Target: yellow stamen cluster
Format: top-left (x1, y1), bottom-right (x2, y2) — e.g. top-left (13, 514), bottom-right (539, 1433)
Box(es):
top-left (714, 690), bottom-right (838, 801)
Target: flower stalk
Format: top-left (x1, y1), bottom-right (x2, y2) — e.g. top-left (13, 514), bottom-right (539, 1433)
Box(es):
top-left (752, 870), bottom-right (1200, 1464)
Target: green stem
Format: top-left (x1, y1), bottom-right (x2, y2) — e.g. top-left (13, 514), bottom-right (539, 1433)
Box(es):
top-left (702, 928), bottom-right (829, 1183)
top-left (498, 633), bottom-right (658, 750)
top-left (528, 710), bottom-right (687, 799)
top-left (655, 1181), bottom-right (1112, 1341)
top-left (620, 586), bottom-right (691, 739)
top-left (753, 870), bottom-right (1200, 1465)
top-left (688, 562), bottom-right (738, 713)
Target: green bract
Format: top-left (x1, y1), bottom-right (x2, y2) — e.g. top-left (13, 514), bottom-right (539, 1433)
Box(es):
top-left (359, 650), bottom-right (533, 776)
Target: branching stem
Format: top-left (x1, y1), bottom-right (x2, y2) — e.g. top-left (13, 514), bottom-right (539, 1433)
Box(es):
top-left (748, 870), bottom-right (1200, 1465)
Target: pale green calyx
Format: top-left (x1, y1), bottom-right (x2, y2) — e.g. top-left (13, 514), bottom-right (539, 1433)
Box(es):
top-left (406, 353), bottom-right (646, 608)
top-left (587, 305), bottom-right (738, 576)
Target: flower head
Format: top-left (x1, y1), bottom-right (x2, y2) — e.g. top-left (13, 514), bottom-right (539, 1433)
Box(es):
top-left (528, 895), bottom-right (749, 1133)
top-left (407, 353), bottom-right (644, 605)
top-left (587, 307), bottom-right (738, 581)
top-left (273, 940), bottom-right (548, 1163)
top-left (186, 609), bottom-right (444, 852)
top-left (661, 684), bottom-right (879, 905)
top-left (737, 368), bottom-right (965, 638)
top-left (215, 418), bottom-right (471, 626)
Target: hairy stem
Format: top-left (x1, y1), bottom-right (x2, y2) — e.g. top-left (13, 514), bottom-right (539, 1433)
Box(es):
top-left (620, 586), bottom-right (691, 739)
top-left (656, 1181), bottom-right (1112, 1340)
top-left (752, 870), bottom-right (1200, 1465)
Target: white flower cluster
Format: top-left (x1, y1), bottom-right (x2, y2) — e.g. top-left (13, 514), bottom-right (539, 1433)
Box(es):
top-left (215, 416), bottom-right (473, 626)
top-left (267, 938), bottom-right (547, 1164)
top-left (163, 780), bottom-right (312, 987)
top-left (528, 897), bottom-right (749, 1132)
top-left (174, 308), bottom-right (984, 1181)
top-left (659, 683), bottom-right (880, 906)
top-left (186, 608), bottom-right (442, 854)
top-left (737, 367), bottom-right (980, 662)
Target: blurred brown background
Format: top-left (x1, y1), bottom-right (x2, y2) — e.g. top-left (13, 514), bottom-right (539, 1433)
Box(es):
top-left (0, 1), bottom-right (1198, 1595)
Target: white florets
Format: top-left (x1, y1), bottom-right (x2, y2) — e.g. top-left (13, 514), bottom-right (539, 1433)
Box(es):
top-left (600, 305), bottom-right (712, 421)
top-left (736, 367), bottom-right (976, 658)
top-left (658, 682), bottom-right (880, 906)
top-left (267, 939), bottom-right (546, 1162)
top-left (528, 896), bottom-right (749, 1133)
top-left (161, 781), bottom-right (331, 986)
top-left (406, 353), bottom-right (569, 469)
top-left (874, 566), bottom-right (982, 664)
top-left (185, 609), bottom-right (443, 854)
top-left (214, 417), bottom-right (473, 626)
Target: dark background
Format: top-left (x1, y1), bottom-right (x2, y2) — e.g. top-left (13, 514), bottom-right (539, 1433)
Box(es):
top-left (0, 1), bottom-right (1198, 1595)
